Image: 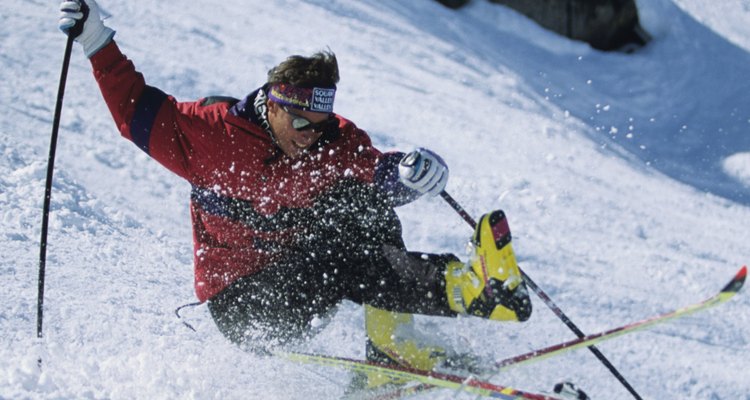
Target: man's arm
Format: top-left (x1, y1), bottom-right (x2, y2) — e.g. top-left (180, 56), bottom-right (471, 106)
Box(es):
top-left (60, 0), bottom-right (225, 181)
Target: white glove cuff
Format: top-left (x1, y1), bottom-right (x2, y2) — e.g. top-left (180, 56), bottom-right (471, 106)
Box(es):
top-left (82, 25), bottom-right (115, 58)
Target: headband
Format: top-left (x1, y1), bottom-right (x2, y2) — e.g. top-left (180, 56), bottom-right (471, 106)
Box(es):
top-left (268, 83), bottom-right (336, 113)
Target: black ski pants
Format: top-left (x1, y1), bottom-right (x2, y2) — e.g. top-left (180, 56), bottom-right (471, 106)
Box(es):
top-left (207, 180), bottom-right (456, 350)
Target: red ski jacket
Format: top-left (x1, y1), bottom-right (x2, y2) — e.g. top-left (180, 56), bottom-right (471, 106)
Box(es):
top-left (91, 42), bottom-right (414, 302)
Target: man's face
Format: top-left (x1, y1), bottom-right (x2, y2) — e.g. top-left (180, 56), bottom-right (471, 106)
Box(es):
top-left (267, 100), bottom-right (328, 158)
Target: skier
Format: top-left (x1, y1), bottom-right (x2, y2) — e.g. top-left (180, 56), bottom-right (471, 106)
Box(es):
top-left (58, 0), bottom-right (531, 381)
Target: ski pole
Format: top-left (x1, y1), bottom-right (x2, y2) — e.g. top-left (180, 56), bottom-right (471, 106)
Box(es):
top-left (439, 190), bottom-right (644, 400)
top-left (37, 33), bottom-right (76, 357)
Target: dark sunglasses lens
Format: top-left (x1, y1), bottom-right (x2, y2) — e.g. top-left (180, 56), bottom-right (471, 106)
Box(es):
top-left (294, 116), bottom-right (336, 134)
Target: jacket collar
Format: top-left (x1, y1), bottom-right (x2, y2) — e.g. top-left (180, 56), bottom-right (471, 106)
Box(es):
top-left (228, 85), bottom-right (342, 163)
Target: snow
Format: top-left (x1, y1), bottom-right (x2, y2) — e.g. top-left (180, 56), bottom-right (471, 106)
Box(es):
top-left (1, 0), bottom-right (749, 399)
top-left (724, 152), bottom-right (750, 186)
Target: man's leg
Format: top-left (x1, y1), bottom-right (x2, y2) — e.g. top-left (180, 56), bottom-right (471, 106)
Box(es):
top-left (302, 180), bottom-right (468, 389)
top-left (301, 180), bottom-right (456, 316)
top-left (207, 254), bottom-right (347, 351)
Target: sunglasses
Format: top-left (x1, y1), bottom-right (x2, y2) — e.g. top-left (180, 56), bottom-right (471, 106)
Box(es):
top-left (282, 106), bottom-right (338, 134)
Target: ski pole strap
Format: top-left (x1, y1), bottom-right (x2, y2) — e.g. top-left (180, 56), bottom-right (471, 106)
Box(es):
top-left (175, 301), bottom-right (203, 332)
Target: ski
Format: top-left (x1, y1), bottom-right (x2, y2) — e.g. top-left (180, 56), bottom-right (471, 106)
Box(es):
top-left (489, 265), bottom-right (746, 371)
top-left (358, 265), bottom-right (746, 398)
top-left (342, 382), bottom-right (433, 400)
top-left (277, 350), bottom-right (562, 399)
top-left (279, 266), bottom-right (745, 399)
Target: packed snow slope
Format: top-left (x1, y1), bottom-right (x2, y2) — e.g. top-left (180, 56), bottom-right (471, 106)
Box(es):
top-left (1, 0), bottom-right (749, 399)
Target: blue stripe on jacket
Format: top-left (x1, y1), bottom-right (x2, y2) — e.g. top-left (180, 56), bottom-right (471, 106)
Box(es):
top-left (190, 185), bottom-right (306, 232)
top-left (373, 152), bottom-right (422, 206)
top-left (130, 85), bottom-right (168, 155)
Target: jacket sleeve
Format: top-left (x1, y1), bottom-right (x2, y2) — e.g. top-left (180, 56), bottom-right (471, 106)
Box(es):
top-left (89, 41), bottom-right (225, 181)
top-left (373, 151), bottom-right (422, 206)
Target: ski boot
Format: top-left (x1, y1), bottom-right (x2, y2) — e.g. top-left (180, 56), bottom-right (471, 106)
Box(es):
top-left (445, 210), bottom-right (532, 321)
top-left (350, 305), bottom-right (444, 390)
top-left (349, 305), bottom-right (482, 391)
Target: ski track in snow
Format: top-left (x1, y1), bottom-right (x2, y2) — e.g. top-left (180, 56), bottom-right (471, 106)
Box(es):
top-left (1, 0), bottom-right (749, 399)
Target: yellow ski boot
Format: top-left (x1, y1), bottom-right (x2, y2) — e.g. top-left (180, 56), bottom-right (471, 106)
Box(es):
top-left (357, 305), bottom-right (446, 389)
top-left (445, 210), bottom-right (532, 321)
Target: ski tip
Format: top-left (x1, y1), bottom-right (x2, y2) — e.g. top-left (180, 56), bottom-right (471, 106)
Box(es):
top-left (722, 266), bottom-right (747, 294)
